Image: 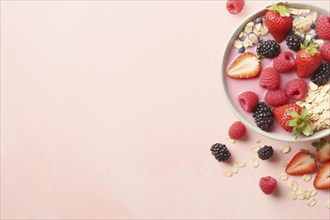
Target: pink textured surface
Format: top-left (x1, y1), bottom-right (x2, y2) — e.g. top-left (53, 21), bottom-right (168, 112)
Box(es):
top-left (1, 1), bottom-right (329, 219)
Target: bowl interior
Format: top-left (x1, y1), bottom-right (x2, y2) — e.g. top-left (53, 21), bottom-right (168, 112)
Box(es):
top-left (221, 3), bottom-right (330, 142)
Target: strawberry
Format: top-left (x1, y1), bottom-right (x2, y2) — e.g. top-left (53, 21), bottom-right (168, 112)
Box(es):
top-left (296, 40), bottom-right (322, 78)
top-left (313, 162), bottom-right (330, 190)
top-left (285, 151), bottom-right (316, 175)
top-left (273, 104), bottom-right (312, 139)
top-left (264, 2), bottom-right (293, 43)
top-left (226, 52), bottom-right (260, 79)
top-left (312, 138), bottom-right (330, 163)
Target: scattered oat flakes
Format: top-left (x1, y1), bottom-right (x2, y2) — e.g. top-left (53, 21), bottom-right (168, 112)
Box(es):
top-left (327, 200), bottom-right (330, 209)
top-left (303, 174), bottom-right (312, 182)
top-left (231, 165), bottom-right (239, 174)
top-left (280, 145), bottom-right (291, 154)
top-left (251, 144), bottom-right (260, 152)
top-left (290, 192), bottom-right (297, 200)
top-left (307, 198), bottom-right (317, 207)
top-left (252, 158), bottom-right (259, 168)
top-left (255, 138), bottom-right (261, 144)
top-left (310, 189), bottom-right (317, 197)
top-left (279, 173), bottom-right (288, 180)
top-left (281, 161), bottom-right (288, 167)
top-left (235, 160), bottom-right (245, 167)
top-left (223, 170), bottom-right (233, 177)
top-left (227, 136), bottom-right (236, 144)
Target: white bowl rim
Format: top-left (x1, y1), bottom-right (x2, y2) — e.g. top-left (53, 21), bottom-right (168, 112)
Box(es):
top-left (220, 3), bottom-right (330, 142)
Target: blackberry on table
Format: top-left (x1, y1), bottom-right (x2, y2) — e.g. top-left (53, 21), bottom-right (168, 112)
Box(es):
top-left (311, 63), bottom-right (330, 87)
top-left (252, 102), bottom-right (273, 131)
top-left (286, 33), bottom-right (303, 52)
top-left (257, 145), bottom-right (274, 160)
top-left (210, 143), bottom-right (231, 162)
top-left (256, 40), bottom-right (280, 58)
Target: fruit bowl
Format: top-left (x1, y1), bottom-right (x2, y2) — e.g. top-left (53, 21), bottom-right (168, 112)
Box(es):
top-left (221, 3), bottom-right (330, 142)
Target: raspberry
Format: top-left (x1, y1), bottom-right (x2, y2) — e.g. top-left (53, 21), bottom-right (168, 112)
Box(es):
top-left (320, 41), bottom-right (330, 62)
top-left (259, 176), bottom-right (277, 195)
top-left (226, 0), bottom-right (245, 15)
top-left (316, 16), bottom-right (330, 40)
top-left (264, 89), bottom-right (288, 107)
top-left (273, 51), bottom-right (296, 73)
top-left (259, 67), bottom-right (280, 90)
top-left (285, 78), bottom-right (308, 101)
top-left (228, 121), bottom-right (246, 140)
top-left (238, 91), bottom-right (259, 112)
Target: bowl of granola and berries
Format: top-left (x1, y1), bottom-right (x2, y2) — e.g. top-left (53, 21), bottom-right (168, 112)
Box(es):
top-left (221, 2), bottom-right (330, 141)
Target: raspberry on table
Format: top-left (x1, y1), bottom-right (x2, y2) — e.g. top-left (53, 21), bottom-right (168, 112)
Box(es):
top-left (311, 63), bottom-right (330, 87)
top-left (256, 40), bottom-right (281, 58)
top-left (320, 41), bottom-right (330, 62)
top-left (257, 145), bottom-right (274, 160)
top-left (264, 89), bottom-right (288, 107)
top-left (315, 16), bottom-right (330, 40)
top-left (285, 78), bottom-right (308, 101)
top-left (228, 121), bottom-right (246, 140)
top-left (259, 67), bottom-right (280, 90)
top-left (238, 91), bottom-right (259, 112)
top-left (252, 102), bottom-right (273, 131)
top-left (273, 51), bottom-right (296, 73)
top-left (259, 176), bottom-right (277, 195)
top-left (226, 0), bottom-right (245, 15)
top-left (210, 143), bottom-right (231, 162)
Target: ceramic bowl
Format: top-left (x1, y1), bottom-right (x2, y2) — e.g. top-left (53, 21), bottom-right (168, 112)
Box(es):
top-left (221, 3), bottom-right (330, 142)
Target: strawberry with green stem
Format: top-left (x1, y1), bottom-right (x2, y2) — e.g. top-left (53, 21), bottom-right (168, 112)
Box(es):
top-left (273, 103), bottom-right (313, 139)
top-left (264, 2), bottom-right (293, 43)
top-left (296, 40), bottom-right (322, 78)
top-left (312, 138), bottom-right (330, 163)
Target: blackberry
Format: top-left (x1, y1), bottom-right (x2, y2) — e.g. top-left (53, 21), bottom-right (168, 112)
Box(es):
top-left (257, 145), bottom-right (274, 160)
top-left (256, 40), bottom-right (280, 58)
top-left (286, 33), bottom-right (303, 52)
top-left (311, 63), bottom-right (330, 87)
top-left (210, 143), bottom-right (231, 162)
top-left (252, 102), bottom-right (273, 131)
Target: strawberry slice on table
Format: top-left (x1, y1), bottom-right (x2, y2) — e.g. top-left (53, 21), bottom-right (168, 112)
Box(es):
top-left (273, 103), bottom-right (313, 139)
top-left (312, 139), bottom-right (330, 163)
top-left (296, 40), bottom-right (322, 78)
top-left (285, 151), bottom-right (316, 175)
top-left (226, 52), bottom-right (260, 79)
top-left (264, 2), bottom-right (293, 43)
top-left (313, 162), bottom-right (330, 190)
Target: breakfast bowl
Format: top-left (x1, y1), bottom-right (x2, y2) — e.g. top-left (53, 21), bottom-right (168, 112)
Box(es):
top-left (221, 3), bottom-right (330, 142)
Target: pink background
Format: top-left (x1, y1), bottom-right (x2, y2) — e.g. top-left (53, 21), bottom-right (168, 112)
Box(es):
top-left (1, 0), bottom-right (329, 219)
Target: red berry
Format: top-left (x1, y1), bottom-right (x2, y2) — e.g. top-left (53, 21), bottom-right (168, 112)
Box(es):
top-left (285, 78), bottom-right (308, 101)
top-left (228, 121), bottom-right (246, 140)
top-left (259, 176), bottom-right (277, 195)
top-left (226, 0), bottom-right (245, 15)
top-left (264, 89), bottom-right (288, 107)
top-left (238, 91), bottom-right (259, 112)
top-left (273, 51), bottom-right (296, 73)
top-left (320, 41), bottom-right (330, 62)
top-left (316, 16), bottom-right (330, 40)
top-left (259, 67), bottom-right (280, 90)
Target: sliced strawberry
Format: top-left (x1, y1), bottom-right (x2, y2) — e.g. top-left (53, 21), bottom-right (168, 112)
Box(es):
top-left (313, 162), bottom-right (330, 190)
top-left (312, 139), bottom-right (330, 163)
top-left (226, 52), bottom-right (260, 79)
top-left (285, 151), bottom-right (316, 175)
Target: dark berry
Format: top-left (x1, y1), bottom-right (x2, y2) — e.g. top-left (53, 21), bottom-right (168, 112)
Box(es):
top-left (286, 33), bottom-right (303, 52)
top-left (311, 22), bottom-right (316, 29)
top-left (256, 40), bottom-right (280, 58)
top-left (210, 143), bottom-right (231, 162)
top-left (257, 145), bottom-right (274, 160)
top-left (252, 102), bottom-right (273, 131)
top-left (311, 63), bottom-right (330, 87)
top-left (254, 17), bottom-right (263, 24)
top-left (238, 47), bottom-right (245, 53)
